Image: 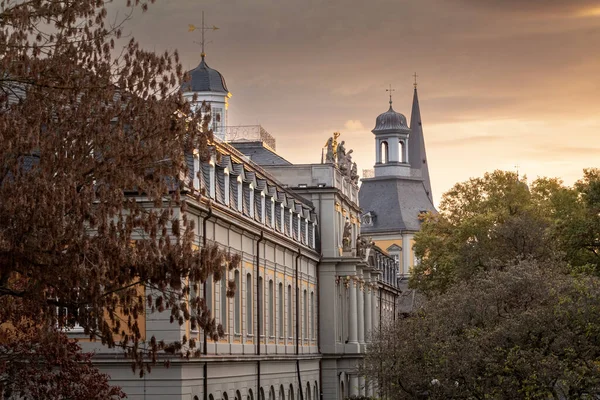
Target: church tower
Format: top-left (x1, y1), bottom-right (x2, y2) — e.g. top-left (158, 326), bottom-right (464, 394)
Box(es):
top-left (181, 53), bottom-right (231, 141)
top-left (359, 84), bottom-right (436, 280)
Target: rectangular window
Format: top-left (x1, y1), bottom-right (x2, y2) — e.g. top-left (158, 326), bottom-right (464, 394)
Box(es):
top-left (268, 279), bottom-right (274, 337)
top-left (287, 285), bottom-right (292, 339)
top-left (221, 275), bottom-right (228, 333)
top-left (278, 283), bottom-right (284, 339)
top-left (310, 291), bottom-right (315, 339)
top-left (303, 289), bottom-right (308, 340)
top-left (258, 276), bottom-right (264, 337)
top-left (234, 271), bottom-right (240, 334)
top-left (246, 273), bottom-right (253, 335)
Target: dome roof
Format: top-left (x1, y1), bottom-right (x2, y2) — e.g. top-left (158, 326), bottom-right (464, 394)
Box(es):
top-left (372, 104), bottom-right (410, 134)
top-left (181, 55), bottom-right (229, 94)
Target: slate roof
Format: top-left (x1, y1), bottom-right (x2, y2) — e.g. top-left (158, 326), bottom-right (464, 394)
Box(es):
top-left (408, 87), bottom-right (433, 203)
top-left (372, 104), bottom-right (410, 134)
top-left (359, 177), bottom-right (436, 233)
top-left (181, 56), bottom-right (229, 93)
top-left (230, 141), bottom-right (292, 166)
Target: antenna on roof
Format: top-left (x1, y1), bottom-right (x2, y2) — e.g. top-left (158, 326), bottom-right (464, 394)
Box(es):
top-left (188, 11), bottom-right (219, 58)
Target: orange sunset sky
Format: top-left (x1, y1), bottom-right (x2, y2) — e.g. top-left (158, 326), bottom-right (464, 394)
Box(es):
top-left (122, 0), bottom-right (599, 205)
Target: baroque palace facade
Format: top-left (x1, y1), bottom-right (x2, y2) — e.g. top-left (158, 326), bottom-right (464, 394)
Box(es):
top-left (85, 53), bottom-right (417, 400)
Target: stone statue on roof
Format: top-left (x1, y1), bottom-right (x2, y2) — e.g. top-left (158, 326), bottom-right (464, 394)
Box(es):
top-left (324, 137), bottom-right (335, 164)
top-left (351, 162), bottom-right (359, 184)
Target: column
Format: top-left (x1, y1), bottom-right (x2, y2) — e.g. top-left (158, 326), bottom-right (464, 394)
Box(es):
top-left (350, 375), bottom-right (359, 397)
top-left (371, 288), bottom-right (378, 331)
top-left (348, 279), bottom-right (358, 344)
top-left (365, 286), bottom-right (372, 340)
top-left (358, 376), bottom-right (365, 396)
top-left (357, 282), bottom-right (364, 344)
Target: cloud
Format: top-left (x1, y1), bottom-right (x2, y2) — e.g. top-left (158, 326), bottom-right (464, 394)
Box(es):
top-left (344, 120), bottom-right (365, 131)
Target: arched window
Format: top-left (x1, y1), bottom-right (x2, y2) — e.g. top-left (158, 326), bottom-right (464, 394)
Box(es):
top-left (399, 139), bottom-right (405, 163)
top-left (287, 285), bottom-right (292, 339)
top-left (278, 283), bottom-right (284, 339)
top-left (220, 274), bottom-right (228, 333)
top-left (259, 387), bottom-right (265, 400)
top-left (268, 279), bottom-right (274, 337)
top-left (223, 392), bottom-right (229, 400)
top-left (235, 391), bottom-right (242, 400)
top-left (269, 386), bottom-right (276, 400)
top-left (279, 385), bottom-right (285, 400)
top-left (209, 395), bottom-right (215, 400)
top-left (380, 140), bottom-right (389, 164)
top-left (248, 389), bottom-right (254, 400)
top-left (314, 381), bottom-right (318, 400)
top-left (234, 270), bottom-right (240, 334)
top-left (306, 382), bottom-right (311, 400)
top-left (289, 384), bottom-right (294, 400)
top-left (246, 273), bottom-right (253, 335)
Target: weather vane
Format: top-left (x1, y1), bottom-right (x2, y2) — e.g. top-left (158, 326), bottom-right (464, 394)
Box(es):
top-left (188, 11), bottom-right (219, 58)
top-left (386, 84), bottom-right (395, 106)
top-left (413, 72), bottom-right (418, 88)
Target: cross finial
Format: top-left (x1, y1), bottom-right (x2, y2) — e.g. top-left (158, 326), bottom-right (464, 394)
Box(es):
top-left (413, 72), bottom-right (418, 88)
top-left (188, 11), bottom-right (219, 58)
top-left (386, 84), bottom-right (395, 106)
top-left (515, 164), bottom-right (520, 180)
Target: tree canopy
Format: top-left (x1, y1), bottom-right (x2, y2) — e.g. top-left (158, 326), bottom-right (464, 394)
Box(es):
top-left (364, 260), bottom-right (600, 399)
top-left (364, 169), bottom-right (600, 399)
top-left (0, 0), bottom-right (233, 397)
top-left (410, 169), bottom-right (600, 295)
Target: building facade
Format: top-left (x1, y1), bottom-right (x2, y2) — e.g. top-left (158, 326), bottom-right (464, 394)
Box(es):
top-left (86, 54), bottom-right (418, 400)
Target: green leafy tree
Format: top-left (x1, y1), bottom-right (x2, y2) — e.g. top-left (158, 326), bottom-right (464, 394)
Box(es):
top-left (364, 260), bottom-right (600, 399)
top-left (410, 169), bottom-right (600, 295)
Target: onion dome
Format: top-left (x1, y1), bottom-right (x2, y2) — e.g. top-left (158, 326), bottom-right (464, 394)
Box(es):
top-left (181, 54), bottom-right (228, 93)
top-left (372, 103), bottom-right (410, 134)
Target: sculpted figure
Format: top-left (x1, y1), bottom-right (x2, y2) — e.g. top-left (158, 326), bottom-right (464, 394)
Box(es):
top-left (342, 218), bottom-right (352, 252)
top-left (325, 137), bottom-right (335, 164)
top-left (336, 141), bottom-right (346, 164)
top-left (351, 162), bottom-right (359, 184)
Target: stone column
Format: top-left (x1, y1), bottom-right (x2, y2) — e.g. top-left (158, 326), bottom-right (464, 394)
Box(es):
top-left (348, 279), bottom-right (358, 344)
top-left (358, 376), bottom-right (365, 396)
top-left (365, 286), bottom-right (372, 340)
top-left (349, 375), bottom-right (359, 397)
top-left (357, 282), bottom-right (364, 344)
top-left (372, 287), bottom-right (378, 331)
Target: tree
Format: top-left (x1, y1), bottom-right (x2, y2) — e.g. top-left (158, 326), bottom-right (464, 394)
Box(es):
top-left (364, 260), bottom-right (600, 399)
top-left (410, 169), bottom-right (599, 296)
top-left (0, 0), bottom-right (235, 396)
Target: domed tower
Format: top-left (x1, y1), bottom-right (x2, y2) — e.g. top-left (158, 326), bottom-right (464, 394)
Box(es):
top-left (358, 84), bottom-right (436, 281)
top-left (372, 97), bottom-right (411, 178)
top-left (181, 53), bottom-right (231, 141)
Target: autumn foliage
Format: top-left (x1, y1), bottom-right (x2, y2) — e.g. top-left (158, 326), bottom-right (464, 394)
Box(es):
top-left (0, 0), bottom-right (236, 397)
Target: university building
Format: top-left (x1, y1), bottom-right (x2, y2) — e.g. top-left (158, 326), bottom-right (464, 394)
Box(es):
top-left (87, 51), bottom-right (432, 400)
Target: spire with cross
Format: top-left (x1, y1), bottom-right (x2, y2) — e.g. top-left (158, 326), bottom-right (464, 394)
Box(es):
top-left (413, 72), bottom-right (418, 89)
top-left (188, 11), bottom-right (219, 58)
top-left (386, 84), bottom-right (395, 107)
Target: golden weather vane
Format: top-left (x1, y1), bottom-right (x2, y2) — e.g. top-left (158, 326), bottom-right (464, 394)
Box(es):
top-left (188, 11), bottom-right (219, 57)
